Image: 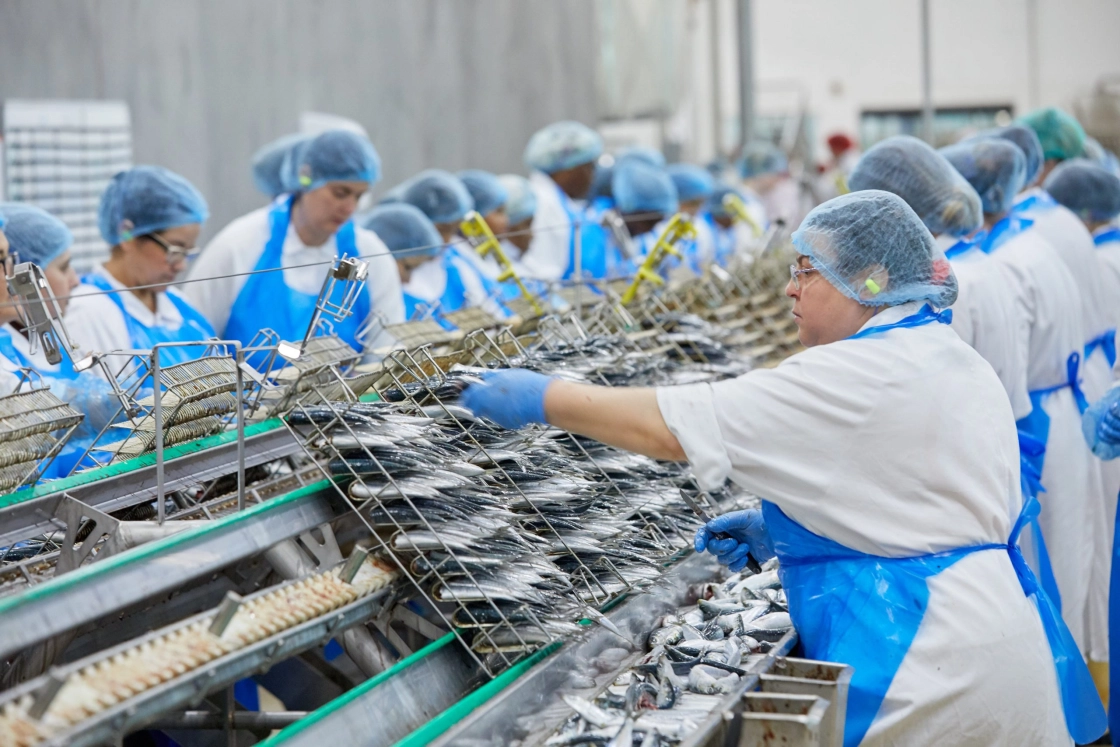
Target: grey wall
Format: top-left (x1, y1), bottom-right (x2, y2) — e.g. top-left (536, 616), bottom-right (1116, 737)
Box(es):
top-left (0, 0), bottom-right (600, 237)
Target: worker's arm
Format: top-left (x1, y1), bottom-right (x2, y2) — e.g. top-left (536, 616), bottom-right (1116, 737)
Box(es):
top-left (545, 380), bottom-right (686, 462)
top-left (460, 369), bottom-right (686, 462)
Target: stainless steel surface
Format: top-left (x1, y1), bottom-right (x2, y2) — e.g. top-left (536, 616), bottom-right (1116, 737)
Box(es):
top-left (739, 694), bottom-right (828, 747)
top-left (758, 658), bottom-right (852, 747)
top-left (0, 422), bottom-right (300, 548)
top-left (147, 710), bottom-right (309, 731)
top-left (0, 482), bottom-right (343, 661)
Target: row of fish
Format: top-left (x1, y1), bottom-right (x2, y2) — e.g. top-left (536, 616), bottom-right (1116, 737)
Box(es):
top-left (542, 563), bottom-right (793, 747)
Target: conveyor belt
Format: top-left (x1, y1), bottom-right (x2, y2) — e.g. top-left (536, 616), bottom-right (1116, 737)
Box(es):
top-left (0, 418), bottom-right (301, 548)
top-left (0, 479), bottom-right (348, 661)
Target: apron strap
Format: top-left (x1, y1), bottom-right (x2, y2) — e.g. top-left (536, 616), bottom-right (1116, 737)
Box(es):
top-left (1085, 329), bottom-right (1117, 370)
top-left (846, 303), bottom-right (952, 340)
top-left (1094, 227), bottom-right (1120, 246)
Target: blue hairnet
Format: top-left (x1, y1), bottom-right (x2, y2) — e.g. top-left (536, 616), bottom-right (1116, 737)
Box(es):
top-left (284, 129), bottom-right (381, 192)
top-left (250, 133), bottom-right (310, 198)
top-left (792, 190), bottom-right (957, 308)
top-left (1082, 136), bottom-right (1120, 176)
top-left (403, 169), bottom-right (474, 224)
top-left (1043, 159), bottom-right (1120, 223)
top-left (739, 142), bottom-right (788, 179)
top-left (616, 146), bottom-right (666, 169)
top-left (612, 161), bottom-right (678, 216)
top-left (940, 139), bottom-right (1026, 215)
top-left (523, 121), bottom-right (603, 174)
top-left (98, 166), bottom-right (209, 246)
top-left (972, 125), bottom-right (1044, 186)
top-left (498, 174), bottom-right (537, 226)
top-left (589, 164), bottom-right (614, 200)
top-left (705, 185), bottom-right (745, 219)
top-left (848, 136), bottom-right (982, 237)
top-left (0, 203), bottom-right (72, 267)
top-left (1017, 107), bottom-right (1086, 161)
top-left (363, 203), bottom-right (442, 258)
top-left (667, 164), bottom-right (716, 203)
top-left (457, 170), bottom-right (509, 217)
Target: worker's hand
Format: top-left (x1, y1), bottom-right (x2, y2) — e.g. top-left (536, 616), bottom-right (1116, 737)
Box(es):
top-left (460, 368), bottom-right (554, 430)
top-left (1083, 386), bottom-right (1120, 460)
top-left (694, 509), bottom-right (775, 572)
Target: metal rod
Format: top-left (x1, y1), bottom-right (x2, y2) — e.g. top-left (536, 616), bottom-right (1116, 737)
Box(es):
top-left (920, 0), bottom-right (935, 144)
top-left (152, 351), bottom-right (164, 525)
top-left (737, 0), bottom-right (755, 147)
top-left (235, 349), bottom-right (246, 512)
top-left (146, 710), bottom-right (308, 731)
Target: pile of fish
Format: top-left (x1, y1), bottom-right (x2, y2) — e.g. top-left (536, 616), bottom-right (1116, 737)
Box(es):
top-left (543, 563), bottom-right (793, 747)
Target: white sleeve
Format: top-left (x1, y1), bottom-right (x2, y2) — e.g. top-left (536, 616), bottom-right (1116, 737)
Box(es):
top-left (63, 287), bottom-right (135, 378)
top-left (519, 176), bottom-right (572, 281)
top-left (184, 212), bottom-right (264, 336)
top-left (356, 229), bottom-right (404, 351)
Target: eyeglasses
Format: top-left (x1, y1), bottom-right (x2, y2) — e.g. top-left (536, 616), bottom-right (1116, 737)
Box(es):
top-left (789, 263), bottom-right (819, 290)
top-left (144, 233), bottom-right (199, 264)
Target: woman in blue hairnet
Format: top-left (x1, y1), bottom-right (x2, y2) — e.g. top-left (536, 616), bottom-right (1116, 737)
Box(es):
top-left (65, 166), bottom-right (216, 368)
top-left (941, 138), bottom-right (1096, 659)
top-left (701, 185), bottom-right (767, 267)
top-left (399, 170), bottom-right (508, 321)
top-left (361, 203), bottom-right (442, 320)
top-left (610, 161), bottom-right (680, 278)
top-left (187, 130), bottom-right (403, 357)
top-left (667, 164), bottom-right (716, 274)
top-left (849, 136), bottom-right (1029, 420)
top-left (497, 174), bottom-right (537, 263)
top-left (461, 190), bottom-right (1100, 746)
top-left (520, 121), bottom-right (610, 282)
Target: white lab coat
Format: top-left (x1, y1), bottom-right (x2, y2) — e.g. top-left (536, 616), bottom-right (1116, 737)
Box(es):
top-left (988, 222), bottom-right (1092, 652)
top-left (520, 170), bottom-right (576, 281)
top-left (66, 266), bottom-right (194, 365)
top-left (656, 301), bottom-right (1068, 746)
top-left (936, 235), bottom-right (1031, 420)
top-left (185, 206), bottom-right (404, 351)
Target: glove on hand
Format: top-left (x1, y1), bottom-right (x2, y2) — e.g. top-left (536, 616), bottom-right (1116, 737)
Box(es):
top-left (460, 369), bottom-right (553, 430)
top-left (1083, 386), bottom-right (1120, 460)
top-left (694, 508), bottom-right (775, 572)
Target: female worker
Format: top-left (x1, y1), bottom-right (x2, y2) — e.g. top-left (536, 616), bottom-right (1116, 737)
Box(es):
top-left (848, 136), bottom-right (1029, 419)
top-left (940, 138), bottom-right (1095, 655)
top-left (187, 130), bottom-right (403, 355)
top-left (400, 170), bottom-right (508, 320)
top-left (361, 203), bottom-right (442, 315)
top-left (66, 166), bottom-right (216, 368)
top-left (519, 120), bottom-right (607, 282)
top-left (611, 160), bottom-right (679, 278)
top-left (461, 190), bottom-right (1101, 745)
top-left (0, 204), bottom-right (81, 374)
top-left (497, 174), bottom-right (537, 262)
top-left (454, 169), bottom-right (519, 300)
top-left (702, 185), bottom-right (766, 267)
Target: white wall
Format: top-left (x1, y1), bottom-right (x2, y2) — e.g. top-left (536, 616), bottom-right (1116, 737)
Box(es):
top-left (751, 0), bottom-right (1120, 153)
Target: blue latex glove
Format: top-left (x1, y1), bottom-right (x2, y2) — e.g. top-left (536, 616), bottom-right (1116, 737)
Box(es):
top-left (460, 369), bottom-right (553, 430)
top-left (694, 509), bottom-right (775, 572)
top-left (1083, 386), bottom-right (1120, 460)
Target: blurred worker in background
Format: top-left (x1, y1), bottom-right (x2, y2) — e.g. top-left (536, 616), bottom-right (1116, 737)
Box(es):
top-left (67, 166), bottom-right (216, 368)
top-left (849, 136), bottom-right (1029, 420)
top-left (739, 141), bottom-right (804, 228)
top-left (611, 159), bottom-right (679, 273)
top-left (942, 138), bottom-right (1094, 660)
top-left (400, 170), bottom-right (508, 320)
top-left (461, 189), bottom-right (1101, 746)
top-left (702, 184), bottom-right (766, 267)
top-left (188, 130), bottom-right (403, 358)
top-left (520, 121), bottom-right (607, 281)
top-left (361, 202), bottom-right (443, 293)
top-left (0, 204), bottom-right (81, 374)
top-left (497, 174), bottom-right (537, 262)
top-left (815, 132), bottom-right (860, 201)
top-left (667, 164), bottom-right (716, 274)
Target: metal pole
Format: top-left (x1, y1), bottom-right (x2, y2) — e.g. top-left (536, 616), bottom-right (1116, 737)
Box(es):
top-left (152, 351), bottom-right (164, 525)
top-left (709, 0), bottom-right (723, 156)
top-left (235, 349), bottom-right (246, 513)
top-left (736, 0), bottom-right (755, 148)
top-left (574, 215), bottom-right (583, 317)
top-left (920, 0), bottom-right (935, 144)
top-left (1025, 0), bottom-right (1040, 109)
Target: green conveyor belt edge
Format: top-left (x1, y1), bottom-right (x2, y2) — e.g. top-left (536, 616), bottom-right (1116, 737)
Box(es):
top-left (0, 478), bottom-right (333, 616)
top-left (392, 640), bottom-right (563, 747)
top-left (257, 632), bottom-right (459, 746)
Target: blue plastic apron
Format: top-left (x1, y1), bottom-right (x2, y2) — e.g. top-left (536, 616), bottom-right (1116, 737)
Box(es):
top-left (705, 213), bottom-right (736, 267)
top-left (224, 196), bottom-right (370, 362)
top-left (556, 183), bottom-right (609, 281)
top-left (942, 233), bottom-right (984, 260)
top-left (447, 244), bottom-right (511, 318)
top-left (82, 274), bottom-right (215, 368)
top-left (979, 214), bottom-right (1036, 255)
top-left (1095, 227), bottom-right (1120, 247)
top-left (764, 303), bottom-right (1105, 745)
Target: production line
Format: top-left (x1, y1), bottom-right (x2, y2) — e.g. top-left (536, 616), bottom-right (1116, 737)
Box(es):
top-left (0, 213), bottom-right (848, 747)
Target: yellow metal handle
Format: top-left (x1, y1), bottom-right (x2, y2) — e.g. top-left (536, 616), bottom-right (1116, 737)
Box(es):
top-left (619, 213), bottom-right (696, 305)
top-left (459, 211), bottom-right (544, 316)
top-left (721, 193), bottom-right (763, 238)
